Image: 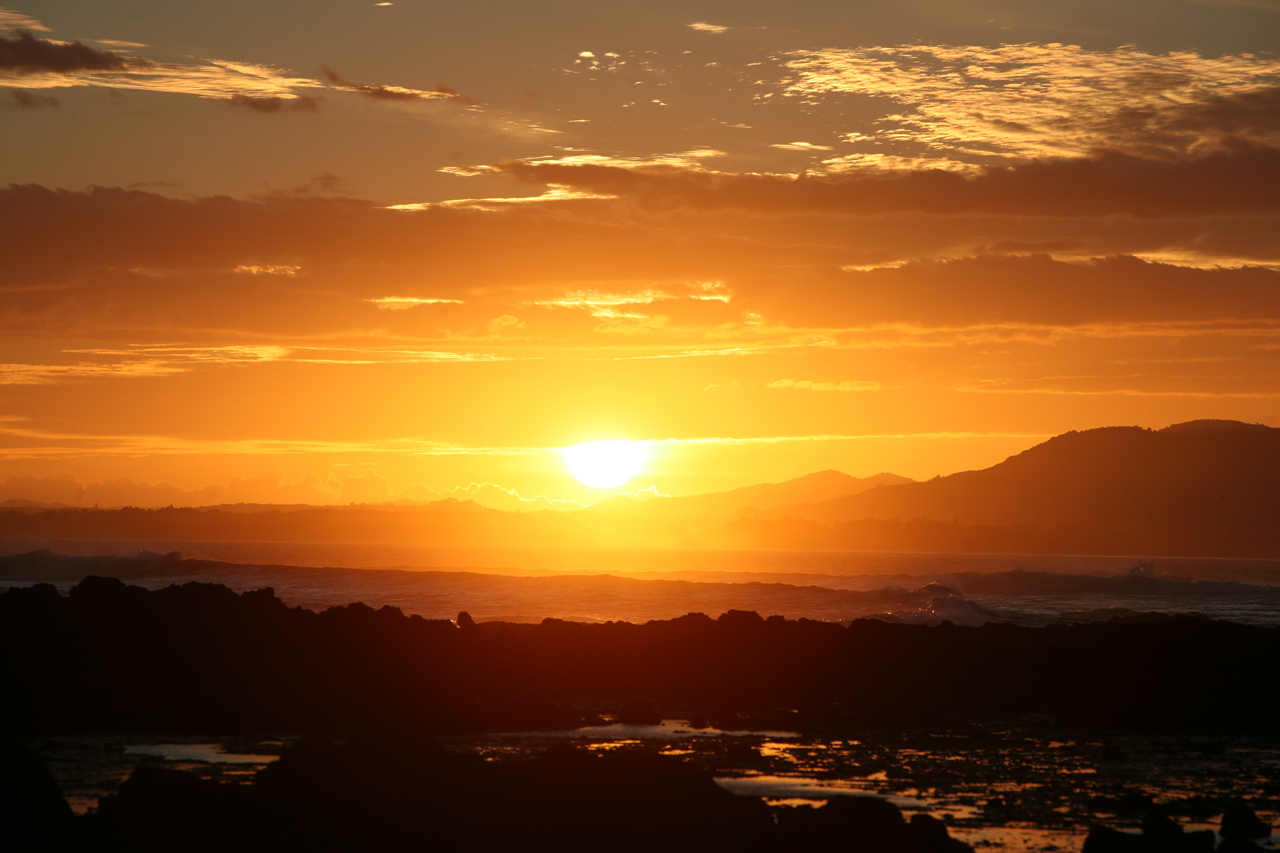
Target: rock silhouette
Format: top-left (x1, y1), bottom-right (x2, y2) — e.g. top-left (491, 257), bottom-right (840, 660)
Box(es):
top-left (1220, 801), bottom-right (1271, 840)
top-left (1083, 804), bottom-right (1272, 852)
top-left (0, 739), bottom-right (77, 853)
top-left (86, 738), bottom-right (972, 852)
top-left (2, 576), bottom-right (1278, 736)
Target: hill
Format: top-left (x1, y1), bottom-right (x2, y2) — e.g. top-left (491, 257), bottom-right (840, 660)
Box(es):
top-left (752, 420), bottom-right (1280, 555)
top-left (587, 470), bottom-right (913, 520)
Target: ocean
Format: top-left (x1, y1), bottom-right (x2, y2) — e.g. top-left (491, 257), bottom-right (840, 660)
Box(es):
top-left (9, 539), bottom-right (1280, 852)
top-left (4, 539), bottom-right (1280, 626)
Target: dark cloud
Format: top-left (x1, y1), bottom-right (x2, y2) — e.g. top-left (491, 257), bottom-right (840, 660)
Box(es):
top-left (431, 82), bottom-right (473, 104)
top-left (1, 184), bottom-right (1278, 348)
top-left (735, 254), bottom-right (1280, 330)
top-left (264, 171), bottom-right (347, 198)
top-left (477, 145), bottom-right (1280, 217)
top-left (985, 238), bottom-right (1087, 254)
top-left (2, 87), bottom-right (57, 108)
top-left (0, 29), bottom-right (149, 75)
top-left (321, 66), bottom-right (474, 104)
top-left (1161, 84), bottom-right (1280, 139)
top-left (225, 94), bottom-right (322, 113)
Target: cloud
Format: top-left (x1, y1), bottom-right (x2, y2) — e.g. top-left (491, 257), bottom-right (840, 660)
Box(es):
top-left (8, 54), bottom-right (325, 100)
top-left (0, 470), bottom-right (391, 508)
top-left (225, 93), bottom-right (321, 113)
top-left (956, 376), bottom-right (1280, 398)
top-left (1, 86), bottom-right (55, 107)
top-left (688, 22), bottom-right (729, 34)
top-left (777, 43), bottom-right (1280, 163)
top-left (619, 485), bottom-right (668, 501)
top-left (428, 482), bottom-right (586, 512)
top-left (488, 314), bottom-right (525, 331)
top-left (766, 379), bottom-right (881, 392)
top-left (0, 344), bottom-right (525, 386)
top-left (770, 142), bottom-right (834, 151)
top-left (336, 469), bottom-right (392, 503)
top-left (0, 8), bottom-right (49, 32)
top-left (0, 29), bottom-right (150, 75)
top-left (528, 289), bottom-right (678, 316)
top-left (0, 360), bottom-right (186, 384)
top-left (655, 432), bottom-right (1054, 446)
top-left (321, 66), bottom-right (474, 104)
top-left (0, 25), bottom-right (474, 113)
top-left (738, 254), bottom-right (1280, 334)
top-left (470, 144), bottom-right (1280, 216)
top-left (368, 297), bottom-right (464, 310)
top-left (3, 184), bottom-right (1277, 357)
top-left (233, 264), bottom-right (301, 275)
top-left (0, 418), bottom-right (555, 461)
top-left (0, 471), bottom-right (594, 510)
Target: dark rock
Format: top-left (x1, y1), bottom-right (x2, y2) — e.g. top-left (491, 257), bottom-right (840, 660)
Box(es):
top-left (1174, 830), bottom-right (1215, 851)
top-left (1143, 810), bottom-right (1184, 842)
top-left (0, 739), bottom-right (74, 853)
top-left (617, 699), bottom-right (662, 725)
top-left (909, 812), bottom-right (971, 851)
top-left (1216, 839), bottom-right (1267, 852)
top-left (1083, 826), bottom-right (1145, 852)
top-left (1221, 801), bottom-right (1271, 839)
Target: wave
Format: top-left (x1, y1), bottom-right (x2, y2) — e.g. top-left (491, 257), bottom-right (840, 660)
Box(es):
top-left (3, 550), bottom-right (1278, 627)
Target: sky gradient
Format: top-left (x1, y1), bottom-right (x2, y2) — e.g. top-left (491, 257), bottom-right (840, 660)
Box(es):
top-left (2, 0), bottom-right (1278, 507)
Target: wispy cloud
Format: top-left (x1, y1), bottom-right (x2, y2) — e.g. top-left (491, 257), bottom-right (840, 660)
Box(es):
top-left (225, 93), bottom-right (321, 113)
top-left (321, 66), bottom-right (474, 104)
top-left (528, 289), bottom-right (677, 317)
top-left (688, 22), bottom-right (730, 34)
top-left (770, 141), bottom-right (834, 151)
top-left (0, 30), bottom-right (472, 112)
top-left (778, 43), bottom-right (1280, 163)
top-left (0, 7), bottom-right (49, 31)
top-left (0, 418), bottom-right (1058, 464)
top-left (0, 420), bottom-right (554, 460)
top-left (3, 344), bottom-right (523, 385)
top-left (6, 48), bottom-right (325, 100)
top-left (0, 360), bottom-right (186, 384)
top-left (69, 345), bottom-right (291, 364)
top-left (367, 297), bottom-right (464, 310)
top-left (1, 86), bottom-right (55, 107)
top-left (656, 432), bottom-right (1053, 446)
top-left (470, 142), bottom-right (1280, 217)
top-left (0, 29), bottom-right (149, 75)
top-left (233, 264), bottom-right (301, 275)
top-left (766, 379), bottom-right (881, 391)
top-left (957, 376), bottom-right (1280, 398)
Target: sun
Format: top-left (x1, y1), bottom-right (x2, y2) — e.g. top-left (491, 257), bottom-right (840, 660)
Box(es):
top-left (564, 440), bottom-right (646, 489)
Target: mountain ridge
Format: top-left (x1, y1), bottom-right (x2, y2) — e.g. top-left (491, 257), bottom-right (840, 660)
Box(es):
top-left (750, 420), bottom-right (1280, 554)
top-left (585, 469), bottom-right (914, 520)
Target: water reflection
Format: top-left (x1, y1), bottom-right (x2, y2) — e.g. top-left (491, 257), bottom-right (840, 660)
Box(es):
top-left (123, 744), bottom-right (280, 764)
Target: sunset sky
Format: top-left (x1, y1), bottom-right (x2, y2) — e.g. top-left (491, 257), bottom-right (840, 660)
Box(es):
top-left (2, 0), bottom-right (1278, 508)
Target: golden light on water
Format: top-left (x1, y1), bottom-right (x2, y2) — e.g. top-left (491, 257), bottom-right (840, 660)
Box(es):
top-left (564, 440), bottom-right (646, 489)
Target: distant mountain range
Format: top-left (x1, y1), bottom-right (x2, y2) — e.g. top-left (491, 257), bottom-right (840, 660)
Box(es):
top-left (740, 420), bottom-right (1279, 554)
top-left (1, 421), bottom-right (1276, 558)
top-left (586, 470), bottom-right (913, 520)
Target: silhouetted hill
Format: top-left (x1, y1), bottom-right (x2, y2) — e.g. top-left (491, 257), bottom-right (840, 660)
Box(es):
top-left (753, 421), bottom-right (1280, 555)
top-left (0, 498), bottom-right (73, 513)
top-left (2, 422), bottom-right (1278, 556)
top-left (588, 470), bottom-right (913, 519)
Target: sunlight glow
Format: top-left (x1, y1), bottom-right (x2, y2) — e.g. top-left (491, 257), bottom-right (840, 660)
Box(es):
top-left (564, 440), bottom-right (646, 489)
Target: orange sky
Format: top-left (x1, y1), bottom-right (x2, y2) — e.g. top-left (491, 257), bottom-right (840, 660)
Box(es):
top-left (1, 1), bottom-right (1278, 508)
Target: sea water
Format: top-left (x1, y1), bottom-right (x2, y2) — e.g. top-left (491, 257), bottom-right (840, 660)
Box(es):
top-left (4, 539), bottom-right (1280, 625)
